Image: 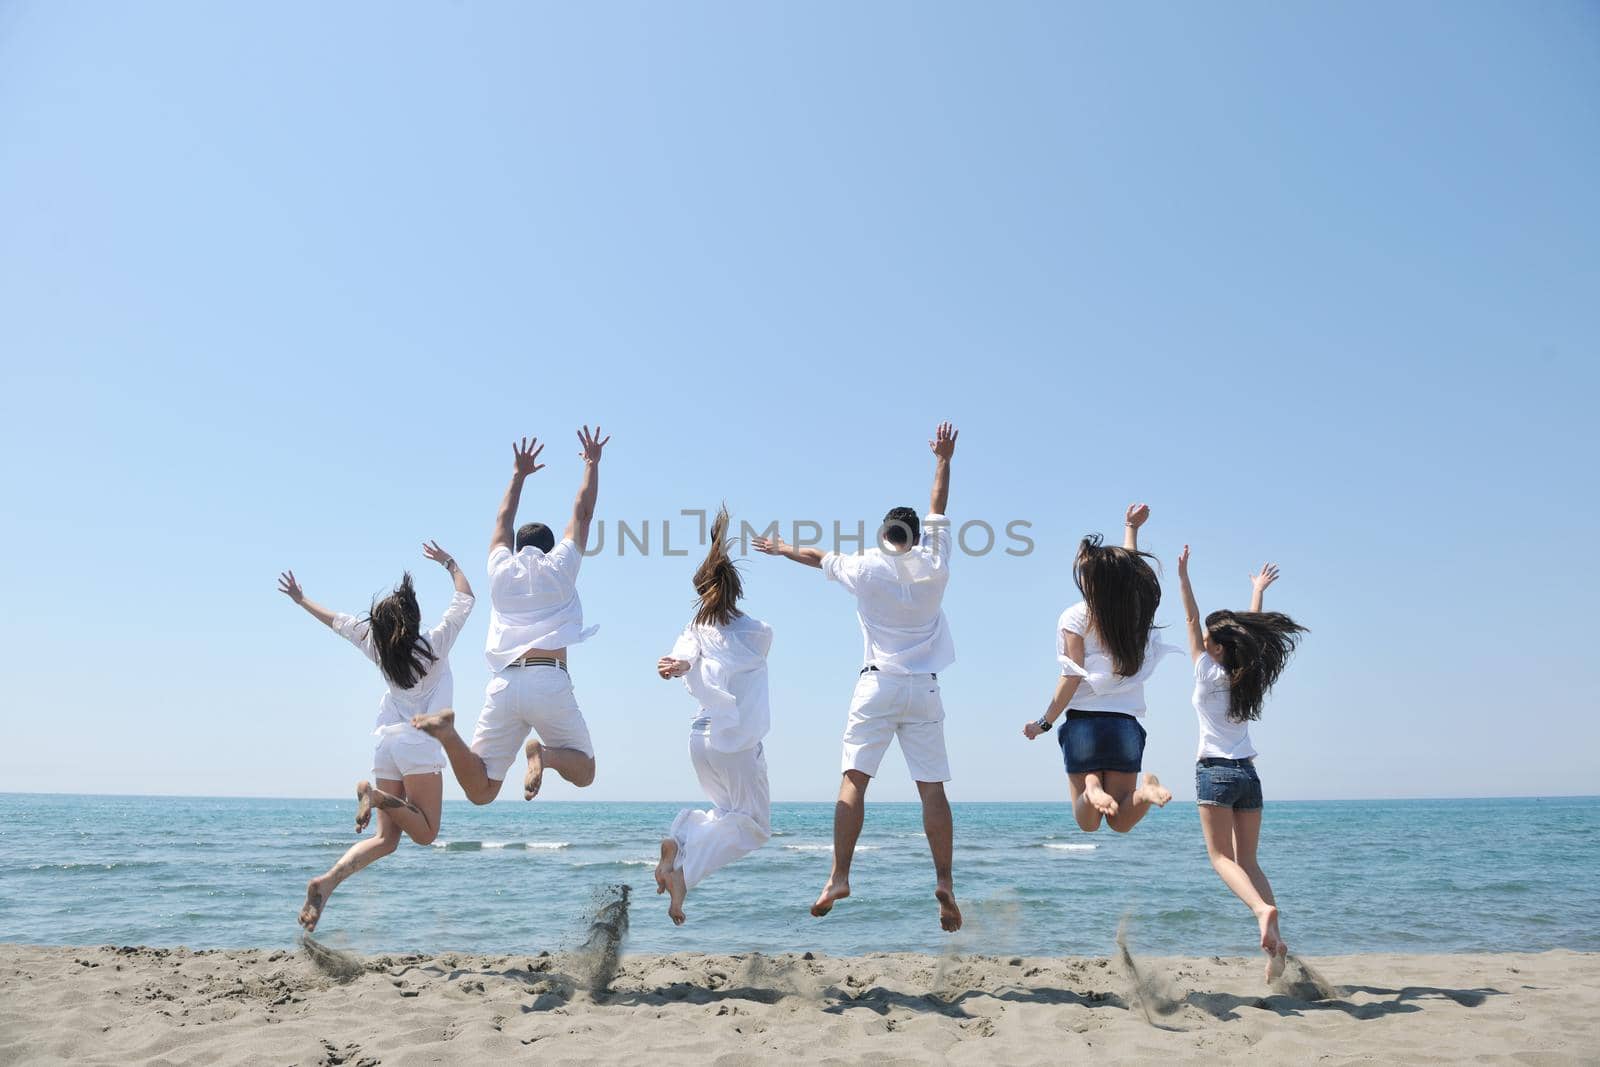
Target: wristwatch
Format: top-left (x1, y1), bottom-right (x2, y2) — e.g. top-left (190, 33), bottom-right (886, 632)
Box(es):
top-left (1034, 716), bottom-right (1054, 732)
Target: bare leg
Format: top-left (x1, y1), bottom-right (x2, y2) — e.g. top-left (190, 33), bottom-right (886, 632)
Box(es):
top-left (356, 777), bottom-right (439, 845)
top-left (813, 770), bottom-right (868, 917)
top-left (1103, 770), bottom-right (1169, 833)
top-left (1198, 805), bottom-right (1283, 980)
top-left (665, 867), bottom-right (687, 926)
top-left (655, 838), bottom-right (675, 895)
top-left (1229, 808), bottom-right (1286, 980)
top-left (412, 709), bottom-right (503, 806)
top-left (300, 816), bottom-right (401, 932)
top-left (524, 740), bottom-right (595, 800)
top-left (1066, 773), bottom-right (1107, 831)
top-left (917, 780), bottom-right (961, 932)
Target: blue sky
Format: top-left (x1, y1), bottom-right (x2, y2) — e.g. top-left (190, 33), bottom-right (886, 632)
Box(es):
top-left (1, 2), bottom-right (1595, 803)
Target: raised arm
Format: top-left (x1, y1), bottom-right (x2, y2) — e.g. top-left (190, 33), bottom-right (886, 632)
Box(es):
top-left (423, 540), bottom-right (472, 597)
top-left (1123, 503), bottom-right (1149, 551)
top-left (564, 424), bottom-right (609, 550)
top-left (493, 437), bottom-right (546, 553)
top-left (277, 570), bottom-right (338, 628)
top-left (1249, 561), bottom-right (1279, 613)
top-left (752, 535), bottom-right (825, 568)
top-left (1023, 631), bottom-right (1086, 739)
top-left (1177, 545), bottom-right (1204, 662)
top-left (929, 421), bottom-right (958, 514)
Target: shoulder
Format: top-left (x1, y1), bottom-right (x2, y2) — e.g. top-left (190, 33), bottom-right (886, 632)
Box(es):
top-left (1195, 651), bottom-right (1228, 682)
top-left (1059, 601), bottom-right (1089, 634)
top-left (488, 545), bottom-right (516, 573)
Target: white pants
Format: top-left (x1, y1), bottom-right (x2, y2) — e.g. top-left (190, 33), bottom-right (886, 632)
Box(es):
top-left (841, 671), bottom-right (950, 782)
top-left (670, 732), bottom-right (771, 889)
top-left (470, 665), bottom-right (595, 782)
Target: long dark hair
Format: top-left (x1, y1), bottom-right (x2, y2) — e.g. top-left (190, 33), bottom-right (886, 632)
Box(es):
top-left (1204, 610), bottom-right (1308, 722)
top-left (368, 572), bottom-right (437, 690)
top-left (1073, 534), bottom-right (1161, 677)
top-left (692, 505), bottom-right (745, 628)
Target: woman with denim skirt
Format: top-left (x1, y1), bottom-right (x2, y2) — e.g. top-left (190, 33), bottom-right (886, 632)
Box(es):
top-left (1022, 504), bottom-right (1180, 834)
top-left (1177, 544), bottom-right (1308, 983)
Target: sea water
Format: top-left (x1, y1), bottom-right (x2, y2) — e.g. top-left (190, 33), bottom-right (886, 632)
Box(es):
top-left (1, 794), bottom-right (1595, 958)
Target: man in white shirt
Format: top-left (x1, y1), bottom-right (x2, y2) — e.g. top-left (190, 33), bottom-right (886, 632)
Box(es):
top-left (413, 426), bottom-right (609, 804)
top-left (754, 422), bottom-right (962, 933)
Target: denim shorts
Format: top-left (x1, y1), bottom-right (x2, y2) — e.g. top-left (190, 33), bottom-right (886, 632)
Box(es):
top-left (1059, 711), bottom-right (1146, 775)
top-left (1195, 758), bottom-right (1263, 810)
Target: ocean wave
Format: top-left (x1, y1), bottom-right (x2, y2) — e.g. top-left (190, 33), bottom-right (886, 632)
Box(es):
top-left (431, 841), bottom-right (570, 851)
top-left (1042, 843), bottom-right (1097, 852)
top-left (783, 844), bottom-right (879, 852)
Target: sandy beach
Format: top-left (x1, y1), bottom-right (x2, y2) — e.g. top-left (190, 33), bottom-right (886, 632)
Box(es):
top-left (1, 939), bottom-right (1594, 1065)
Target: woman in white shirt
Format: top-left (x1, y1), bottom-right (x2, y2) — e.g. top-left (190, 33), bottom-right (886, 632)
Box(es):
top-left (1177, 545), bottom-right (1307, 982)
top-left (277, 541), bottom-right (475, 933)
top-left (1022, 505), bottom-right (1179, 833)
top-left (653, 507), bottom-right (774, 926)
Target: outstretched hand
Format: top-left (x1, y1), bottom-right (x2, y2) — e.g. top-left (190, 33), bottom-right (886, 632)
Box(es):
top-left (277, 570), bottom-right (304, 603)
top-left (1125, 503), bottom-right (1150, 530)
top-left (512, 437), bottom-right (546, 477)
top-left (929, 421), bottom-right (959, 460)
top-left (657, 657), bottom-right (690, 679)
top-left (577, 425), bottom-right (610, 464)
top-left (1023, 720), bottom-right (1045, 741)
top-left (1177, 544), bottom-right (1191, 577)
top-left (751, 535), bottom-right (786, 556)
top-left (423, 540), bottom-right (455, 568)
top-left (1251, 562), bottom-right (1280, 593)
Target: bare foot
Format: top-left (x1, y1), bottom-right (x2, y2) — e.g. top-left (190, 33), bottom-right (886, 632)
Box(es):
top-left (1135, 773), bottom-right (1172, 808)
top-left (1255, 904), bottom-right (1281, 955)
top-left (1084, 778), bottom-right (1120, 818)
top-left (523, 740), bottom-right (545, 801)
top-left (655, 838), bottom-right (678, 895)
top-left (811, 878), bottom-right (850, 917)
top-left (410, 708), bottom-right (455, 737)
top-left (1266, 943), bottom-right (1288, 984)
top-left (355, 781), bottom-right (374, 832)
top-left (368, 785), bottom-right (424, 822)
top-left (666, 869), bottom-right (687, 926)
top-left (299, 878), bottom-right (329, 932)
top-left (936, 883), bottom-right (962, 933)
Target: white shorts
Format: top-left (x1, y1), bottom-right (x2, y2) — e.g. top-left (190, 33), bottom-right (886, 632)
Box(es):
top-left (372, 725), bottom-right (446, 781)
top-left (840, 671), bottom-right (950, 783)
top-left (470, 665), bottom-right (595, 782)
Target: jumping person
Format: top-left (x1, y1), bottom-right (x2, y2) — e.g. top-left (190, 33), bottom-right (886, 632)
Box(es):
top-left (1177, 545), bottom-right (1308, 981)
top-left (413, 427), bottom-right (609, 804)
top-left (1022, 505), bottom-right (1179, 832)
top-left (276, 541), bottom-right (474, 931)
top-left (653, 506), bottom-right (774, 926)
top-left (754, 422), bottom-right (962, 933)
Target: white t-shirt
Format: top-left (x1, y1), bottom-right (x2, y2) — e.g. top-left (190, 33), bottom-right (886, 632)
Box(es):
top-left (1056, 600), bottom-right (1177, 718)
top-left (1192, 652), bottom-right (1257, 760)
top-left (332, 591), bottom-right (475, 731)
top-left (484, 539), bottom-right (598, 671)
top-left (820, 513), bottom-right (955, 675)
top-left (669, 613), bottom-right (774, 754)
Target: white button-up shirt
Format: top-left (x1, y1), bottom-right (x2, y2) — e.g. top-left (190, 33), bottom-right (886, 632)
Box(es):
top-left (1056, 600), bottom-right (1178, 718)
top-left (484, 539), bottom-right (597, 671)
top-left (821, 513), bottom-right (955, 675)
top-left (669, 613), bottom-right (774, 753)
top-left (332, 591), bottom-right (475, 730)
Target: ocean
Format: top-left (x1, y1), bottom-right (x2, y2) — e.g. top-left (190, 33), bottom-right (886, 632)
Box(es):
top-left (1, 794), bottom-right (1595, 959)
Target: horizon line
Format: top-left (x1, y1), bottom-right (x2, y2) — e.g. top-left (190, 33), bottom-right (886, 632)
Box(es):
top-left (4, 790), bottom-right (1596, 804)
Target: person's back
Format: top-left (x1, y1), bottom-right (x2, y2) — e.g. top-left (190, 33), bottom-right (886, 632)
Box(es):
top-left (336, 589), bottom-right (474, 727)
top-left (824, 514), bottom-right (954, 674)
top-left (674, 613), bottom-right (773, 754)
top-left (484, 538), bottom-right (587, 671)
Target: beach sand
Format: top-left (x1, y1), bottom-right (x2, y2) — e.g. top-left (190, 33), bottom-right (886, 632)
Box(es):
top-left (1, 942), bottom-right (1594, 1064)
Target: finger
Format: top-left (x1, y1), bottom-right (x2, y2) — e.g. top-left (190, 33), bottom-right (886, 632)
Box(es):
top-left (532, 443), bottom-right (544, 459)
top-left (599, 435), bottom-right (610, 447)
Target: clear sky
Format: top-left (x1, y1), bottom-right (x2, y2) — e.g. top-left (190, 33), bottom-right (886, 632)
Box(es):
top-left (1, 2), bottom-right (1596, 803)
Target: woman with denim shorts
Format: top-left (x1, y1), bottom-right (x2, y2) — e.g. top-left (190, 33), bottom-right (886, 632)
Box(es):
top-left (1022, 505), bottom-right (1180, 834)
top-left (1177, 545), bottom-right (1308, 983)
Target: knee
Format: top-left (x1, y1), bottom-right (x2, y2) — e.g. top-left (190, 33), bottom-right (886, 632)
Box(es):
top-left (375, 832), bottom-right (402, 857)
top-left (408, 826), bottom-right (439, 847)
top-left (466, 786), bottom-right (498, 806)
top-left (570, 758), bottom-right (596, 788)
top-left (841, 770), bottom-right (871, 801)
top-left (1073, 809), bottom-right (1103, 833)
